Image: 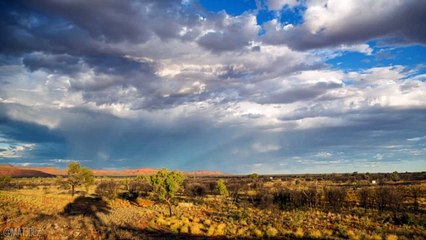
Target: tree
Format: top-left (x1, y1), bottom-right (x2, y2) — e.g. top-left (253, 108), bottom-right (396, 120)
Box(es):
top-left (214, 179), bottom-right (229, 197)
top-left (0, 176), bottom-right (12, 189)
top-left (248, 173), bottom-right (259, 179)
top-left (147, 168), bottom-right (185, 216)
top-left (390, 171), bottom-right (400, 182)
top-left (81, 167), bottom-right (95, 193)
top-left (67, 162), bottom-right (94, 196)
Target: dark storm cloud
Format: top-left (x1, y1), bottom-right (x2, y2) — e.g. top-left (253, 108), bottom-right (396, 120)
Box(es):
top-left (0, 0), bottom-right (205, 58)
top-left (0, 101), bottom-right (222, 168)
top-left (20, 0), bottom-right (202, 43)
top-left (263, 0), bottom-right (426, 50)
top-left (25, 0), bottom-right (151, 43)
top-left (197, 12), bottom-right (259, 53)
top-left (198, 32), bottom-right (247, 52)
top-left (257, 81), bottom-right (342, 104)
top-left (0, 104), bottom-right (64, 144)
top-left (23, 53), bottom-right (150, 77)
top-left (84, 56), bottom-right (151, 76)
top-left (0, 0), bottom-right (211, 110)
top-left (0, 1), bottom-right (112, 56)
top-left (0, 104), bottom-right (68, 163)
top-left (22, 53), bottom-right (80, 75)
top-left (21, 104), bottom-right (235, 169)
top-left (21, 51), bottom-right (158, 95)
top-left (186, 107), bottom-right (426, 173)
top-left (0, 0), bottom-right (425, 173)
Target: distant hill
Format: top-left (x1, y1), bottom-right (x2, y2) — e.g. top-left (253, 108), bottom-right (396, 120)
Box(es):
top-left (0, 164), bottom-right (54, 177)
top-left (0, 164), bottom-right (223, 177)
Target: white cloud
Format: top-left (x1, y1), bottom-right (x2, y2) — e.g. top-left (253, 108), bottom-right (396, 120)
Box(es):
top-left (374, 153), bottom-right (384, 160)
top-left (1, 0), bottom-right (425, 173)
top-left (336, 44), bottom-right (373, 55)
top-left (0, 144), bottom-right (35, 159)
top-left (315, 151), bottom-right (333, 158)
top-left (252, 142), bottom-right (281, 153)
top-left (267, 0), bottom-right (299, 11)
top-left (263, 0), bottom-right (426, 50)
top-left (407, 136), bottom-right (426, 142)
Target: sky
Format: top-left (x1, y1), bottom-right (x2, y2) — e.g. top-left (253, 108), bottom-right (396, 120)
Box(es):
top-left (0, 0), bottom-right (425, 174)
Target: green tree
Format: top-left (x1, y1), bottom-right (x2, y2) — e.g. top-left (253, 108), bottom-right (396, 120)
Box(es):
top-left (147, 168), bottom-right (185, 216)
top-left (67, 162), bottom-right (94, 196)
top-left (390, 171), bottom-right (400, 182)
top-left (0, 176), bottom-right (12, 189)
top-left (248, 173), bottom-right (259, 179)
top-left (81, 168), bottom-right (95, 193)
top-left (215, 179), bottom-right (229, 197)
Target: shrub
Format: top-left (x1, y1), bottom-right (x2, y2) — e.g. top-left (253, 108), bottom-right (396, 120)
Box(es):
top-left (295, 227), bottom-right (304, 238)
top-left (387, 188), bottom-right (404, 213)
top-left (409, 186), bottom-right (421, 211)
top-left (375, 187), bottom-right (388, 211)
top-left (358, 187), bottom-right (372, 209)
top-left (390, 171), bottom-right (400, 182)
top-left (304, 187), bottom-right (320, 207)
top-left (386, 234), bottom-right (398, 240)
top-left (185, 183), bottom-right (207, 197)
top-left (129, 179), bottom-right (152, 196)
top-left (254, 228), bottom-right (263, 238)
top-left (206, 225), bottom-right (215, 236)
top-left (325, 187), bottom-right (347, 211)
top-left (375, 186), bottom-right (403, 212)
top-left (0, 176), bottom-right (12, 189)
top-left (55, 176), bottom-right (70, 190)
top-left (226, 180), bottom-right (246, 203)
top-left (309, 229), bottom-right (322, 238)
top-left (96, 180), bottom-right (119, 199)
top-left (190, 223), bottom-right (203, 235)
top-left (214, 179), bottom-right (229, 197)
top-left (215, 223), bottom-right (227, 235)
top-left (272, 187), bottom-right (320, 209)
top-left (274, 188), bottom-right (292, 209)
top-left (180, 224), bottom-right (189, 234)
top-left (253, 189), bottom-right (274, 209)
top-left (266, 226), bottom-right (278, 237)
top-left (207, 181), bottom-right (217, 193)
top-left (290, 190), bottom-right (305, 208)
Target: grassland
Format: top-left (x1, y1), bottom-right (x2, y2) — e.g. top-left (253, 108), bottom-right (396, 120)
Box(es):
top-left (0, 173), bottom-right (425, 239)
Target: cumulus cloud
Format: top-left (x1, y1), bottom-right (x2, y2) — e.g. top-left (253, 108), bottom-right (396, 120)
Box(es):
top-left (0, 0), bottom-right (425, 173)
top-left (263, 0), bottom-right (426, 50)
top-left (0, 143), bottom-right (35, 158)
top-left (197, 12), bottom-right (260, 52)
top-left (267, 0), bottom-right (299, 11)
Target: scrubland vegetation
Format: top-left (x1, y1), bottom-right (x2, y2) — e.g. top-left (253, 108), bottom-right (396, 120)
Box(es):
top-left (0, 166), bottom-right (425, 239)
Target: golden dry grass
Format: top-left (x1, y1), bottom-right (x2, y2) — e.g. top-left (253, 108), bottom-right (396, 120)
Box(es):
top-left (0, 178), bottom-right (425, 239)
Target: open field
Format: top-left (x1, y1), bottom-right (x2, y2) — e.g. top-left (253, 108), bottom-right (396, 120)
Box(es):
top-left (1, 172), bottom-right (426, 239)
